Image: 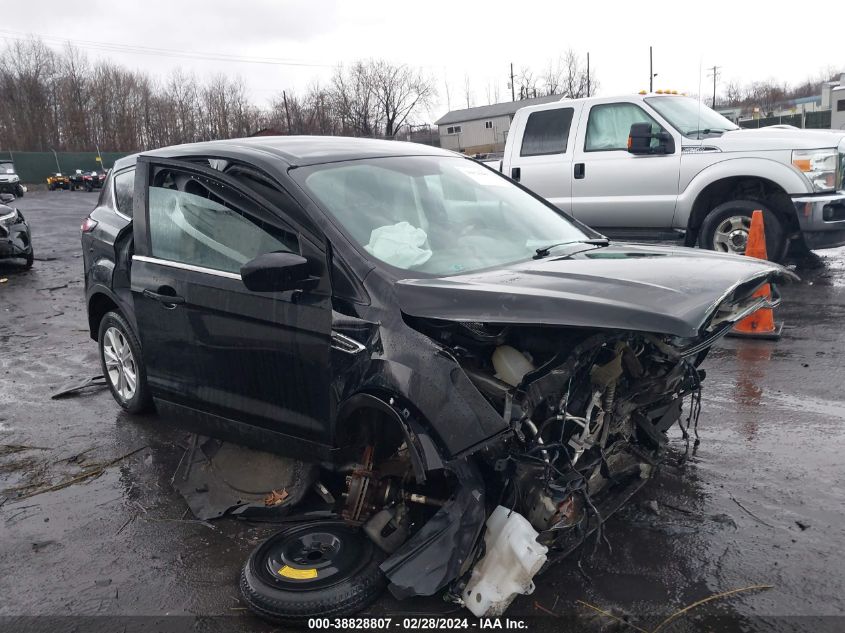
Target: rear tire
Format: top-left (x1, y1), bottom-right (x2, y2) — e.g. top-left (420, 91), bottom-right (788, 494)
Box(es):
top-left (24, 250), bottom-right (33, 269)
top-left (240, 521), bottom-right (387, 624)
top-left (98, 311), bottom-right (152, 414)
top-left (698, 199), bottom-right (788, 262)
top-left (15, 184), bottom-right (24, 197)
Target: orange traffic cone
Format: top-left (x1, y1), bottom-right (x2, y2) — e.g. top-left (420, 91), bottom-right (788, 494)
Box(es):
top-left (726, 209), bottom-right (783, 340)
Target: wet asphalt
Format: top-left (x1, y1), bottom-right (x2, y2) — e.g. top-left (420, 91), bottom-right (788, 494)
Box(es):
top-left (1, 191), bottom-right (844, 633)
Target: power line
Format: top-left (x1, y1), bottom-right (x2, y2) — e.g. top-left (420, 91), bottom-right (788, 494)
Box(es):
top-left (0, 29), bottom-right (334, 68)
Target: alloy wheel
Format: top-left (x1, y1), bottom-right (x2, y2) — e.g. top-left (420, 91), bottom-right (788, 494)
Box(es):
top-left (103, 326), bottom-right (137, 401)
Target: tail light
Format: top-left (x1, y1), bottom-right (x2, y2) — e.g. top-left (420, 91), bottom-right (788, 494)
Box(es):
top-left (81, 217), bottom-right (98, 233)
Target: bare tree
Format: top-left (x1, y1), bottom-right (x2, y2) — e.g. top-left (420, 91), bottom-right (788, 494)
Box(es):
top-left (370, 60), bottom-right (435, 138)
top-left (0, 38), bottom-right (435, 151)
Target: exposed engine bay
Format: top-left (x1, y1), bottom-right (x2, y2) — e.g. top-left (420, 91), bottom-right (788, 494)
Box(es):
top-left (317, 320), bottom-right (707, 615)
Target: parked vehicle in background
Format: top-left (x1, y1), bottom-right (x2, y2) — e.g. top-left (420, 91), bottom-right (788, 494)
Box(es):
top-left (81, 136), bottom-right (792, 621)
top-left (80, 169), bottom-right (107, 191)
top-left (68, 169), bottom-right (88, 191)
top-left (0, 193), bottom-right (33, 268)
top-left (500, 92), bottom-right (845, 261)
top-left (0, 160), bottom-right (26, 197)
top-left (47, 173), bottom-right (71, 190)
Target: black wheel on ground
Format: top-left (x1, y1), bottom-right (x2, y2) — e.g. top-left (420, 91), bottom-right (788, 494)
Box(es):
top-left (48, 183), bottom-right (55, 191)
top-left (24, 250), bottom-right (34, 269)
top-left (240, 521), bottom-right (387, 624)
top-left (97, 310), bottom-right (153, 414)
top-left (699, 199), bottom-right (788, 262)
top-left (15, 184), bottom-right (24, 197)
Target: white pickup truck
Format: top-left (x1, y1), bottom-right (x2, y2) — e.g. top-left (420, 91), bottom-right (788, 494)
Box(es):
top-left (498, 93), bottom-right (845, 261)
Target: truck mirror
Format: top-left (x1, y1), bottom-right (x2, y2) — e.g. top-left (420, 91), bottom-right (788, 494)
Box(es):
top-left (627, 123), bottom-right (674, 155)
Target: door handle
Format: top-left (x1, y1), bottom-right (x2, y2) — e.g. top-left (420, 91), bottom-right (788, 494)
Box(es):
top-left (574, 163), bottom-right (585, 179)
top-left (143, 288), bottom-right (184, 306)
top-left (511, 167), bottom-right (521, 182)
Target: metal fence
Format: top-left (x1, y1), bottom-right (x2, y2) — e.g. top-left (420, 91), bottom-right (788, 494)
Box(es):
top-left (2, 151), bottom-right (130, 184)
top-left (738, 110), bottom-right (832, 130)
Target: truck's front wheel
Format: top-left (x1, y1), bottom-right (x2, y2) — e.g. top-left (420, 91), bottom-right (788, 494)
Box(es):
top-left (699, 200), bottom-right (788, 262)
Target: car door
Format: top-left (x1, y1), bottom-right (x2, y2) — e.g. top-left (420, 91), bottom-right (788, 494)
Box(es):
top-left (571, 100), bottom-right (681, 229)
top-left (504, 104), bottom-right (580, 213)
top-left (129, 156), bottom-right (333, 453)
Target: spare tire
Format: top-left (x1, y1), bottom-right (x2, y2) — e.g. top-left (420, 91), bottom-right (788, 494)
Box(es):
top-left (240, 521), bottom-right (387, 624)
top-left (698, 199), bottom-right (788, 262)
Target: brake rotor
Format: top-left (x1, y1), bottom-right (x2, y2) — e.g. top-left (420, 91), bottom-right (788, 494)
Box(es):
top-left (342, 445), bottom-right (375, 522)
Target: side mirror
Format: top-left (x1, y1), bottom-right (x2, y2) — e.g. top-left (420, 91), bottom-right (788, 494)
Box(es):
top-left (627, 123), bottom-right (675, 155)
top-left (0, 193), bottom-right (15, 204)
top-left (240, 251), bottom-right (316, 293)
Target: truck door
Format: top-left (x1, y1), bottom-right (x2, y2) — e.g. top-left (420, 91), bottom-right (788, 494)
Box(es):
top-left (504, 104), bottom-right (580, 213)
top-left (571, 101), bottom-right (680, 229)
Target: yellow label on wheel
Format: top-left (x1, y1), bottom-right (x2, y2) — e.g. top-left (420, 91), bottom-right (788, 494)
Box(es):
top-left (277, 565), bottom-right (318, 579)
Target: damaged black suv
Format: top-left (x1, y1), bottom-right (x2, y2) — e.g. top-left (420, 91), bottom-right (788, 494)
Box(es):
top-left (82, 137), bottom-right (793, 621)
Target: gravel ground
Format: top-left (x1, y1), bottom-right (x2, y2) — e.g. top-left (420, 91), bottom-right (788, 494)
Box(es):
top-left (1, 191), bottom-right (844, 632)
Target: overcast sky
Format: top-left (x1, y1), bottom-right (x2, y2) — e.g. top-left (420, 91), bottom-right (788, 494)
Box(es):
top-left (4, 0), bottom-right (842, 122)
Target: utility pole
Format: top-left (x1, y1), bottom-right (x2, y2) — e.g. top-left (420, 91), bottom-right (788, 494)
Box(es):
top-left (282, 91), bottom-right (292, 134)
top-left (707, 65), bottom-right (721, 108)
top-left (649, 46), bottom-right (659, 92)
top-left (649, 46), bottom-right (653, 92)
top-left (586, 52), bottom-right (591, 98)
top-left (510, 62), bottom-right (516, 102)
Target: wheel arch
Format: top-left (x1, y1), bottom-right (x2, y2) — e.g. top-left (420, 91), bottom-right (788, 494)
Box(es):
top-left (334, 392), bottom-right (445, 483)
top-left (682, 175), bottom-right (798, 246)
top-left (87, 290), bottom-right (121, 341)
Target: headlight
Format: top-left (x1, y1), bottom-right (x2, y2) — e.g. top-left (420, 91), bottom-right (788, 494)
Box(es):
top-left (792, 148), bottom-right (839, 192)
top-left (10, 175), bottom-right (19, 183)
top-left (0, 209), bottom-right (20, 225)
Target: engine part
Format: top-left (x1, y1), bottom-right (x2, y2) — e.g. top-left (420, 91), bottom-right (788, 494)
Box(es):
top-left (492, 345), bottom-right (535, 387)
top-left (364, 505), bottom-right (410, 553)
top-left (462, 506), bottom-right (548, 617)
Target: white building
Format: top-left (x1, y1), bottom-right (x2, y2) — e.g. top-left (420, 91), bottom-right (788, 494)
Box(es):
top-left (435, 94), bottom-right (563, 154)
top-left (823, 74), bottom-right (845, 130)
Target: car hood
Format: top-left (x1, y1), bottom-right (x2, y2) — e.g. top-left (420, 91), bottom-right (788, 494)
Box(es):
top-left (395, 244), bottom-right (797, 339)
top-left (702, 127), bottom-right (845, 152)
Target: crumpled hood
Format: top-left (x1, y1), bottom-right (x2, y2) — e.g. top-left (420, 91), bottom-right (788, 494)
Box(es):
top-left (395, 244), bottom-right (797, 339)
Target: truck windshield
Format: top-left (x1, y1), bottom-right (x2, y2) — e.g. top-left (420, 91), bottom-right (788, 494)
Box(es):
top-left (298, 155), bottom-right (589, 277)
top-left (645, 96), bottom-right (738, 139)
top-left (0, 163), bottom-right (15, 175)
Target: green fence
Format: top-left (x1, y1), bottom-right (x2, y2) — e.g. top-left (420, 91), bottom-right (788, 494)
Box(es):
top-left (738, 110), bottom-right (832, 130)
top-left (1, 151), bottom-right (130, 184)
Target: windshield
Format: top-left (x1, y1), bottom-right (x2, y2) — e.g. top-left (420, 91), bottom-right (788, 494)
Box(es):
top-left (0, 163), bottom-right (15, 175)
top-left (298, 156), bottom-right (588, 276)
top-left (645, 96), bottom-right (738, 139)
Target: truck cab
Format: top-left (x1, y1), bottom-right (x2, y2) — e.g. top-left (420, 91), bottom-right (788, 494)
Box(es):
top-left (501, 93), bottom-right (845, 261)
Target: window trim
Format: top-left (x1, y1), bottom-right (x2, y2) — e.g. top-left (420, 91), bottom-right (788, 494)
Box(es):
top-left (583, 102), bottom-right (664, 153)
top-left (132, 254), bottom-right (242, 280)
top-left (484, 120), bottom-right (493, 129)
top-left (519, 107), bottom-right (575, 158)
top-left (111, 167), bottom-right (135, 221)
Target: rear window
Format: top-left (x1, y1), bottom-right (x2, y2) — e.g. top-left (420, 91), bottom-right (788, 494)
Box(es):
top-left (113, 169), bottom-right (134, 217)
top-left (520, 108), bottom-right (574, 157)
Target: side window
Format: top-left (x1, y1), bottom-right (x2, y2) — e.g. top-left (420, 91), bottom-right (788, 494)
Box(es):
top-left (113, 169), bottom-right (135, 217)
top-left (585, 103), bottom-right (662, 152)
top-left (148, 167), bottom-right (297, 275)
top-left (520, 108), bottom-right (574, 157)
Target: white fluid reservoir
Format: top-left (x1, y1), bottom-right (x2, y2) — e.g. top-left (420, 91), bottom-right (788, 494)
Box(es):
top-left (492, 346), bottom-right (535, 387)
top-left (463, 506), bottom-right (548, 617)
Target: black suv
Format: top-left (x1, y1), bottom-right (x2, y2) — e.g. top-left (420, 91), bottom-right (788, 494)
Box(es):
top-left (82, 136), bottom-right (792, 621)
